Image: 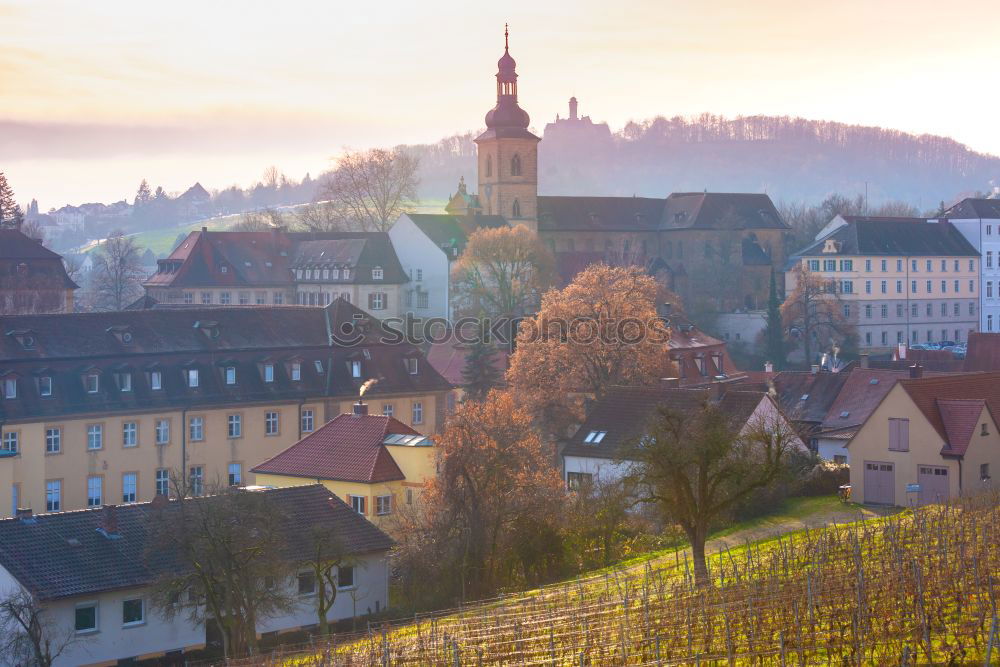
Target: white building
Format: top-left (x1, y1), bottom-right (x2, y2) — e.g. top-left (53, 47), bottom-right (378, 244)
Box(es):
top-left (0, 485), bottom-right (391, 666)
top-left (941, 198), bottom-right (1000, 333)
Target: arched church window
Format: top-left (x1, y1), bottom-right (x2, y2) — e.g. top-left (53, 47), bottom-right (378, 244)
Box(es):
top-left (485, 155), bottom-right (493, 178)
top-left (512, 199), bottom-right (521, 218)
top-left (511, 154), bottom-right (522, 176)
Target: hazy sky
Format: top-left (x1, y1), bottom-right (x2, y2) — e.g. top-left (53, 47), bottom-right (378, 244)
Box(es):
top-left (2, 0), bottom-right (998, 208)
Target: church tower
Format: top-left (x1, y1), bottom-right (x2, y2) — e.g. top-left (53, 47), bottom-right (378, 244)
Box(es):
top-left (475, 26), bottom-right (540, 232)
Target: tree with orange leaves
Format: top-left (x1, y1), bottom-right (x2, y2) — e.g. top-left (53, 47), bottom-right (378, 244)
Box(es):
top-left (506, 263), bottom-right (675, 438)
top-left (395, 391), bottom-right (565, 602)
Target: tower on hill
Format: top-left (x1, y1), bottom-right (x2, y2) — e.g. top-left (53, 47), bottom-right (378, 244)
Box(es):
top-left (474, 26), bottom-right (540, 232)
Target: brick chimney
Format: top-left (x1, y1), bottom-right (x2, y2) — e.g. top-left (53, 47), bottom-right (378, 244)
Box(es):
top-left (98, 504), bottom-right (119, 537)
top-left (353, 400), bottom-right (368, 416)
top-left (909, 364), bottom-right (923, 379)
top-left (860, 354), bottom-right (869, 369)
top-left (764, 361), bottom-right (774, 373)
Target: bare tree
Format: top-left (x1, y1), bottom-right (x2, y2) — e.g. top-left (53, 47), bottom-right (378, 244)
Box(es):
top-left (781, 264), bottom-right (855, 366)
top-left (0, 589), bottom-right (79, 666)
top-left (91, 231), bottom-right (146, 310)
top-left (294, 201), bottom-right (349, 233)
top-left (228, 208), bottom-right (284, 231)
top-left (146, 481), bottom-right (296, 658)
top-left (621, 402), bottom-right (799, 586)
top-left (302, 523), bottom-right (350, 635)
top-left (319, 148), bottom-right (420, 231)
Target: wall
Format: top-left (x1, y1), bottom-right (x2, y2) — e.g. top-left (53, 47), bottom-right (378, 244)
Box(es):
top-left (388, 216), bottom-right (450, 320)
top-left (562, 455), bottom-right (632, 485)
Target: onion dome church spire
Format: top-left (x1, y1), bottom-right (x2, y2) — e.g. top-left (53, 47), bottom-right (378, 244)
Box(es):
top-left (485, 24), bottom-right (531, 132)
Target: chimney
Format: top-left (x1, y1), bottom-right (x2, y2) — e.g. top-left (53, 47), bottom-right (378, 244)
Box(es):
top-left (353, 400), bottom-right (368, 416)
top-left (909, 364), bottom-right (923, 379)
top-left (860, 353), bottom-right (869, 369)
top-left (201, 226), bottom-right (208, 232)
top-left (98, 504), bottom-right (119, 537)
top-left (810, 364), bottom-right (820, 375)
top-left (16, 508), bottom-right (33, 523)
top-left (659, 377), bottom-right (680, 389)
top-left (764, 361), bottom-right (774, 373)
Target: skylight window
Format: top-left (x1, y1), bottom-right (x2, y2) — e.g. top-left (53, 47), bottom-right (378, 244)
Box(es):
top-left (800, 394), bottom-right (809, 401)
top-left (584, 430), bottom-right (607, 444)
top-left (839, 411), bottom-right (850, 418)
top-left (869, 378), bottom-right (880, 385)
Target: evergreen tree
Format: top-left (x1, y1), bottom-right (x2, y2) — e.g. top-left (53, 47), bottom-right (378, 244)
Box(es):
top-left (0, 172), bottom-right (21, 229)
top-left (764, 269), bottom-right (786, 369)
top-left (134, 179), bottom-right (152, 206)
top-left (461, 336), bottom-right (502, 402)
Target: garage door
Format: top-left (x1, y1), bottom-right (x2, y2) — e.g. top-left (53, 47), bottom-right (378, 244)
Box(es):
top-left (863, 461), bottom-right (895, 505)
top-left (917, 466), bottom-right (949, 505)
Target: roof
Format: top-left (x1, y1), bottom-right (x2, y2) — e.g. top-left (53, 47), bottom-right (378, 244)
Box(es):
top-left (793, 219), bottom-right (978, 257)
top-left (0, 230), bottom-right (65, 260)
top-left (772, 371), bottom-right (851, 425)
top-left (425, 337), bottom-right (508, 387)
top-left (818, 368), bottom-right (908, 431)
top-left (941, 198), bottom-right (1000, 220)
top-left (660, 192), bottom-right (789, 231)
top-left (963, 333), bottom-right (1000, 372)
top-left (291, 234), bottom-right (407, 284)
top-left (562, 384), bottom-right (766, 460)
top-left (0, 230), bottom-right (78, 290)
top-left (0, 301), bottom-right (452, 422)
top-left (252, 413), bottom-right (422, 483)
top-left (0, 485), bottom-right (393, 601)
top-left (537, 197), bottom-right (668, 232)
top-left (896, 372), bottom-right (1000, 456)
top-left (403, 214), bottom-right (508, 253)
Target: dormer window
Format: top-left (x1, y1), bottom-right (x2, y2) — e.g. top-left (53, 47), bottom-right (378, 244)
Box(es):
top-left (7, 329), bottom-right (37, 350)
top-left (225, 366), bottom-right (236, 385)
top-left (107, 325), bottom-right (133, 345)
top-left (351, 360), bottom-right (362, 378)
top-left (839, 411), bottom-right (850, 418)
top-left (584, 430), bottom-right (607, 444)
top-left (322, 269), bottom-right (329, 280)
top-left (290, 362), bottom-right (301, 381)
top-left (186, 369), bottom-right (199, 388)
top-left (343, 269), bottom-right (350, 280)
top-left (305, 269), bottom-right (313, 280)
top-left (296, 269), bottom-right (303, 280)
top-left (405, 358), bottom-right (418, 375)
top-left (194, 321), bottom-right (220, 340)
top-left (3, 377), bottom-right (16, 399)
top-left (116, 372), bottom-right (132, 392)
top-left (39, 376), bottom-right (52, 397)
top-left (150, 371), bottom-right (162, 391)
top-left (263, 364), bottom-right (275, 383)
top-left (221, 266), bottom-right (228, 273)
top-left (85, 373), bottom-right (100, 394)
top-left (372, 267), bottom-right (383, 280)
top-left (332, 269), bottom-right (340, 279)
top-left (314, 360), bottom-right (324, 374)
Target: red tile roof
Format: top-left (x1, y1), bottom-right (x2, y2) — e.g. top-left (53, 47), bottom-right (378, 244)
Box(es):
top-left (252, 413), bottom-right (421, 482)
top-left (937, 399), bottom-right (985, 456)
top-left (897, 372), bottom-right (1000, 456)
top-left (819, 369), bottom-right (909, 431)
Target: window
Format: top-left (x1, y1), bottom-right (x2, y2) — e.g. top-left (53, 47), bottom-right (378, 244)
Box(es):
top-left (954, 303), bottom-right (960, 316)
top-left (406, 488), bottom-right (413, 505)
top-left (351, 360), bottom-right (362, 378)
top-left (888, 418), bottom-right (910, 451)
top-left (880, 280), bottom-right (887, 294)
top-left (122, 473), bottom-right (137, 503)
top-left (823, 259), bottom-right (836, 272)
top-left (897, 331), bottom-right (904, 344)
top-left (941, 303), bottom-right (947, 317)
top-left (864, 304), bottom-right (872, 319)
top-left (343, 269), bottom-right (350, 280)
top-left (39, 376), bottom-right (52, 397)
top-left (896, 304), bottom-right (903, 317)
top-left (239, 292), bottom-right (250, 305)
top-left (911, 280), bottom-right (917, 293)
top-left (122, 421), bottom-right (137, 447)
top-left (2, 431), bottom-right (18, 453)
top-left (382, 404), bottom-right (394, 417)
top-left (842, 304), bottom-right (850, 318)
top-left (263, 364), bottom-right (274, 383)
top-left (201, 291), bottom-right (212, 304)
top-left (338, 565), bottom-right (355, 589)
top-left (881, 331), bottom-right (887, 345)
top-left (150, 371), bottom-right (162, 391)
top-left (989, 252), bottom-right (994, 269)
top-left (941, 259), bottom-right (947, 272)
top-left (485, 154), bottom-right (493, 177)
top-left (864, 281), bottom-right (871, 294)
top-left (220, 292), bottom-right (231, 305)
top-left (227, 414), bottom-right (242, 438)
top-left (122, 598), bottom-right (144, 626)
top-left (405, 357), bottom-right (418, 375)
top-left (911, 303), bottom-right (918, 317)
top-left (265, 411), bottom-right (279, 435)
top-left (834, 455), bottom-right (848, 465)
top-left (87, 424), bottom-right (103, 450)
top-left (955, 260), bottom-right (960, 271)
top-left (301, 409), bottom-right (314, 433)
top-left (840, 280), bottom-right (853, 294)
top-left (189, 416), bottom-right (204, 441)
top-left (228, 463), bottom-right (242, 486)
top-left (256, 291), bottom-right (267, 305)
top-left (372, 266), bottom-right (384, 280)
top-left (349, 495), bottom-right (366, 515)
top-left (45, 427), bottom-right (61, 454)
top-left (926, 280), bottom-right (932, 293)
top-left (186, 369), bottom-right (199, 388)
top-left (86, 373), bottom-right (99, 394)
top-left (512, 199), bottom-right (522, 217)
top-left (273, 291), bottom-right (284, 305)
top-left (297, 571), bottom-right (316, 595)
top-left (46, 480), bottom-right (60, 511)
top-left (912, 259), bottom-right (918, 271)
top-left (155, 419), bottom-right (169, 445)
top-left (985, 423), bottom-right (992, 437)
top-left (989, 225), bottom-right (994, 236)
top-left (155, 469), bottom-right (169, 496)
top-left (839, 259), bottom-right (853, 271)
top-left (291, 362), bottom-right (301, 381)
top-left (807, 259), bottom-right (819, 271)
top-left (971, 280), bottom-right (976, 293)
top-left (369, 292), bottom-right (386, 310)
top-left (881, 305), bottom-right (888, 318)
top-left (2, 378), bottom-right (15, 399)
top-left (865, 259), bottom-right (872, 272)
top-left (417, 291), bottom-right (429, 309)
top-left (225, 366), bottom-right (236, 385)
top-left (314, 360), bottom-right (324, 374)
top-left (865, 332), bottom-right (872, 347)
top-left (584, 430), bottom-right (607, 444)
top-left (87, 476), bottom-right (102, 507)
top-left (941, 280), bottom-right (947, 293)
top-left (116, 372), bottom-right (132, 392)
top-left (926, 303), bottom-right (933, 317)
top-left (896, 280), bottom-right (902, 294)
top-left (189, 466), bottom-right (204, 496)
top-left (75, 602), bottom-right (97, 633)
top-left (567, 471), bottom-right (594, 491)
top-left (896, 259), bottom-right (902, 272)
top-left (882, 259), bottom-right (889, 272)
top-left (982, 463), bottom-right (991, 482)
top-left (411, 402), bottom-right (423, 425)
top-left (926, 259), bottom-right (932, 272)
top-left (183, 292), bottom-right (194, 304)
top-left (376, 494), bottom-right (392, 515)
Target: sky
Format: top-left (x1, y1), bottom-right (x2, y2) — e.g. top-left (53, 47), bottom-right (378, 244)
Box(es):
top-left (2, 0), bottom-right (998, 209)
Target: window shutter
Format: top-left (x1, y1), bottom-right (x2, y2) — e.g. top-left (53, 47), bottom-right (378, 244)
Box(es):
top-left (900, 419), bottom-right (909, 451)
top-left (888, 419), bottom-right (899, 450)
top-left (368, 293), bottom-right (375, 309)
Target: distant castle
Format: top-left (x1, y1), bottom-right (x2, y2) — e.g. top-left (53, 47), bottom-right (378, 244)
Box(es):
top-left (543, 97), bottom-right (613, 147)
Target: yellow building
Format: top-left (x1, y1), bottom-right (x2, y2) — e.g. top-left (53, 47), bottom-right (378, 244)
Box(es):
top-left (847, 371), bottom-right (1000, 506)
top-left (0, 301), bottom-right (452, 517)
top-left (252, 401), bottom-right (436, 530)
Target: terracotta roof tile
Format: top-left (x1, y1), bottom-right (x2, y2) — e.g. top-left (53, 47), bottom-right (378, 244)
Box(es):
top-left (898, 372), bottom-right (1000, 455)
top-left (819, 369), bottom-right (909, 431)
top-left (937, 399), bottom-right (985, 456)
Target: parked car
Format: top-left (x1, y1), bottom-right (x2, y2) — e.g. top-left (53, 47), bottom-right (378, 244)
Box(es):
top-left (937, 340), bottom-right (957, 348)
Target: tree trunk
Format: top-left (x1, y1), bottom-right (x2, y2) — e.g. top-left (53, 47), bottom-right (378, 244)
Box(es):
top-left (689, 524), bottom-right (710, 587)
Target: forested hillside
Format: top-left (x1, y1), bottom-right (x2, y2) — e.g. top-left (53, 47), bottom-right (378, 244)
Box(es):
top-left (406, 114), bottom-right (1000, 207)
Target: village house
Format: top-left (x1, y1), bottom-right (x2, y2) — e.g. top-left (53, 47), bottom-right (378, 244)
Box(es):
top-left (0, 229), bottom-right (78, 316)
top-left (847, 371), bottom-right (1000, 506)
top-left (0, 301), bottom-right (451, 516)
top-left (0, 485), bottom-right (392, 666)
top-left (252, 400), bottom-right (437, 530)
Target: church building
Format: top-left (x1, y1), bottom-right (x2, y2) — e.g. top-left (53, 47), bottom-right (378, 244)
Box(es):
top-left (427, 29), bottom-right (790, 313)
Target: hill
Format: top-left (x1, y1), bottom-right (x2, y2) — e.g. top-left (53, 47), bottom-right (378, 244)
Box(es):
top-left (252, 494), bottom-right (999, 665)
top-left (406, 115), bottom-right (1000, 208)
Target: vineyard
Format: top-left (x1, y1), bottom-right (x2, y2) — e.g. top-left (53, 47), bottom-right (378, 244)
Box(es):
top-left (239, 494), bottom-right (1000, 665)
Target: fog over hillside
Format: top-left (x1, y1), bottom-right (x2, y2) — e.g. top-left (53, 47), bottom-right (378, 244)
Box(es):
top-left (407, 114), bottom-right (1000, 209)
